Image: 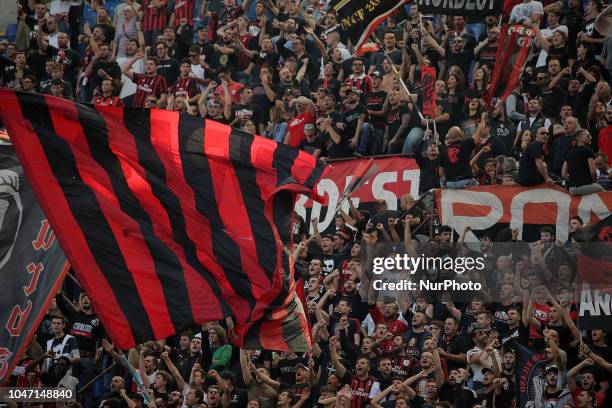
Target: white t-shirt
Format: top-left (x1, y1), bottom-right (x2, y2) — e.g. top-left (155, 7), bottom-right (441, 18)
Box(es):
top-left (536, 25), bottom-right (569, 67)
top-left (116, 56), bottom-right (145, 98)
top-left (466, 346), bottom-right (501, 383)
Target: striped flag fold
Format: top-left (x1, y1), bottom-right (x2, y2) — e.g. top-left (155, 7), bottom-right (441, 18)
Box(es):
top-left (0, 90), bottom-right (327, 351)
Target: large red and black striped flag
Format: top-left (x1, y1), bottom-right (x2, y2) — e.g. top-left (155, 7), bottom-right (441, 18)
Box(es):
top-left (0, 90), bottom-right (327, 352)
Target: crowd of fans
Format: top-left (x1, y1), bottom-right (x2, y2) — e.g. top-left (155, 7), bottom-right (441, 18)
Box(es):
top-left (2, 0), bottom-right (612, 407)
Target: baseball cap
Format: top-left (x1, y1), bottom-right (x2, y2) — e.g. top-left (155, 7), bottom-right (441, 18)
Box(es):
top-left (482, 367), bottom-right (494, 375)
top-left (197, 25), bottom-right (207, 31)
top-left (371, 71), bottom-right (382, 78)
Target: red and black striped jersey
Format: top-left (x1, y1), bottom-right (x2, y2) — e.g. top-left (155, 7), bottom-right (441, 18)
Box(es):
top-left (172, 0), bottom-right (196, 28)
top-left (170, 77), bottom-right (198, 98)
top-left (131, 73), bottom-right (168, 108)
top-left (391, 354), bottom-right (415, 379)
top-left (93, 95), bottom-right (122, 107)
top-left (349, 375), bottom-right (379, 408)
top-left (345, 75), bottom-right (373, 97)
top-left (142, 0), bottom-right (168, 33)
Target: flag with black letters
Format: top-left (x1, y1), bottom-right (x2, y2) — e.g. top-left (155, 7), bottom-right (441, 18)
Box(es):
top-left (0, 90), bottom-right (327, 352)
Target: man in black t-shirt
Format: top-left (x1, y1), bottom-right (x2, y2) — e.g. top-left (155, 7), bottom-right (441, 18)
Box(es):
top-left (365, 71), bottom-right (387, 135)
top-left (518, 127), bottom-right (556, 186)
top-left (384, 90), bottom-right (411, 154)
top-left (341, 88), bottom-right (371, 156)
top-left (562, 129), bottom-right (604, 195)
top-left (230, 87), bottom-right (263, 132)
top-left (499, 306), bottom-right (529, 346)
top-left (441, 126), bottom-right (480, 189)
top-left (298, 123), bottom-right (325, 158)
top-left (154, 41), bottom-right (180, 87)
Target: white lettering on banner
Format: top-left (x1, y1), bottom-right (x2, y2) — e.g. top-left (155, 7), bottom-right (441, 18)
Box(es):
top-left (309, 178), bottom-right (339, 232)
top-left (440, 190), bottom-right (503, 248)
top-left (509, 189), bottom-right (571, 242)
top-left (577, 194), bottom-right (611, 229)
top-left (372, 172), bottom-right (399, 210)
top-left (440, 188), bottom-right (611, 243)
top-left (580, 284), bottom-right (611, 317)
top-left (294, 166), bottom-right (419, 233)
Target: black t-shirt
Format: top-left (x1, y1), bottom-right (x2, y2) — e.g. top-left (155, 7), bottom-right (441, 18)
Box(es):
top-left (518, 141), bottom-right (546, 186)
top-left (386, 105), bottom-right (410, 140)
top-left (565, 145), bottom-right (595, 187)
top-left (342, 104), bottom-right (368, 141)
top-left (232, 103), bottom-right (263, 128)
top-left (477, 44), bottom-right (498, 70)
top-left (438, 383), bottom-right (476, 408)
top-left (499, 322), bottom-right (529, 346)
top-left (446, 50), bottom-right (473, 79)
top-left (442, 138), bottom-right (476, 180)
top-left (443, 334), bottom-right (472, 371)
top-left (157, 58), bottom-right (180, 86)
top-left (47, 46), bottom-right (81, 87)
top-left (365, 90), bottom-right (387, 130)
top-left (298, 136), bottom-right (325, 156)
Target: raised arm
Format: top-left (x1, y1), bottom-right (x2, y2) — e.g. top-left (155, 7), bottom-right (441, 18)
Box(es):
top-left (161, 352), bottom-right (186, 390)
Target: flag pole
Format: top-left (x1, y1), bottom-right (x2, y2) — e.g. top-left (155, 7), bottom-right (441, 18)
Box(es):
top-left (373, 34), bottom-right (425, 121)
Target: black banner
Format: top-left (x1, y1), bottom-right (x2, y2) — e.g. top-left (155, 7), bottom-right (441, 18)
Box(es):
top-left (331, 0), bottom-right (411, 54)
top-left (417, 0), bottom-right (503, 16)
top-left (0, 140), bottom-right (68, 385)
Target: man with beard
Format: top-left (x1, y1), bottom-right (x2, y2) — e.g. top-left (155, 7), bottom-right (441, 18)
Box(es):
top-left (400, 311), bottom-right (429, 359)
top-left (466, 326), bottom-right (501, 391)
top-left (390, 336), bottom-right (417, 380)
top-left (518, 126), bottom-right (556, 186)
top-left (371, 357), bottom-right (395, 390)
top-left (37, 28), bottom-right (81, 88)
top-left (437, 368), bottom-right (477, 408)
top-left (384, 90), bottom-right (411, 154)
top-left (439, 317), bottom-right (470, 372)
top-left (96, 375), bottom-right (129, 408)
top-left (55, 292), bottom-right (103, 404)
top-left (499, 306), bottom-right (530, 347)
top-left (340, 88), bottom-right (372, 156)
top-left (330, 342), bottom-right (381, 407)
top-left (170, 335), bottom-right (203, 382)
top-left (35, 355), bottom-right (78, 396)
top-left (566, 358), bottom-right (606, 407)
top-left (370, 301), bottom-right (409, 338)
top-left (527, 366), bottom-right (572, 408)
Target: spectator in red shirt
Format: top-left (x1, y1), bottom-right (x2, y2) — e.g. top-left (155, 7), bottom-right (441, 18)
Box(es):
top-left (121, 53), bottom-right (168, 108)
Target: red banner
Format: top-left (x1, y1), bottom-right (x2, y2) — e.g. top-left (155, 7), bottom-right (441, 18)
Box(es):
top-left (436, 186), bottom-right (612, 243)
top-left (296, 156), bottom-right (420, 233)
top-left (486, 25), bottom-right (535, 106)
top-left (420, 65), bottom-right (437, 117)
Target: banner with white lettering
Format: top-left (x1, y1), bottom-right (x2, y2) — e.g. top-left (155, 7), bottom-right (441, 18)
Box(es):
top-left (330, 0), bottom-right (411, 55)
top-left (575, 215), bottom-right (612, 330)
top-left (436, 186), bottom-right (612, 243)
top-left (0, 141), bottom-right (68, 385)
top-left (417, 0), bottom-right (503, 16)
top-left (295, 156), bottom-right (420, 233)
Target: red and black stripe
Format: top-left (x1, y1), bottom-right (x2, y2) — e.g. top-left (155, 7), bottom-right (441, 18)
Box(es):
top-left (0, 90), bottom-right (326, 351)
top-left (172, 0), bottom-right (196, 29)
top-left (142, 0), bottom-right (168, 33)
